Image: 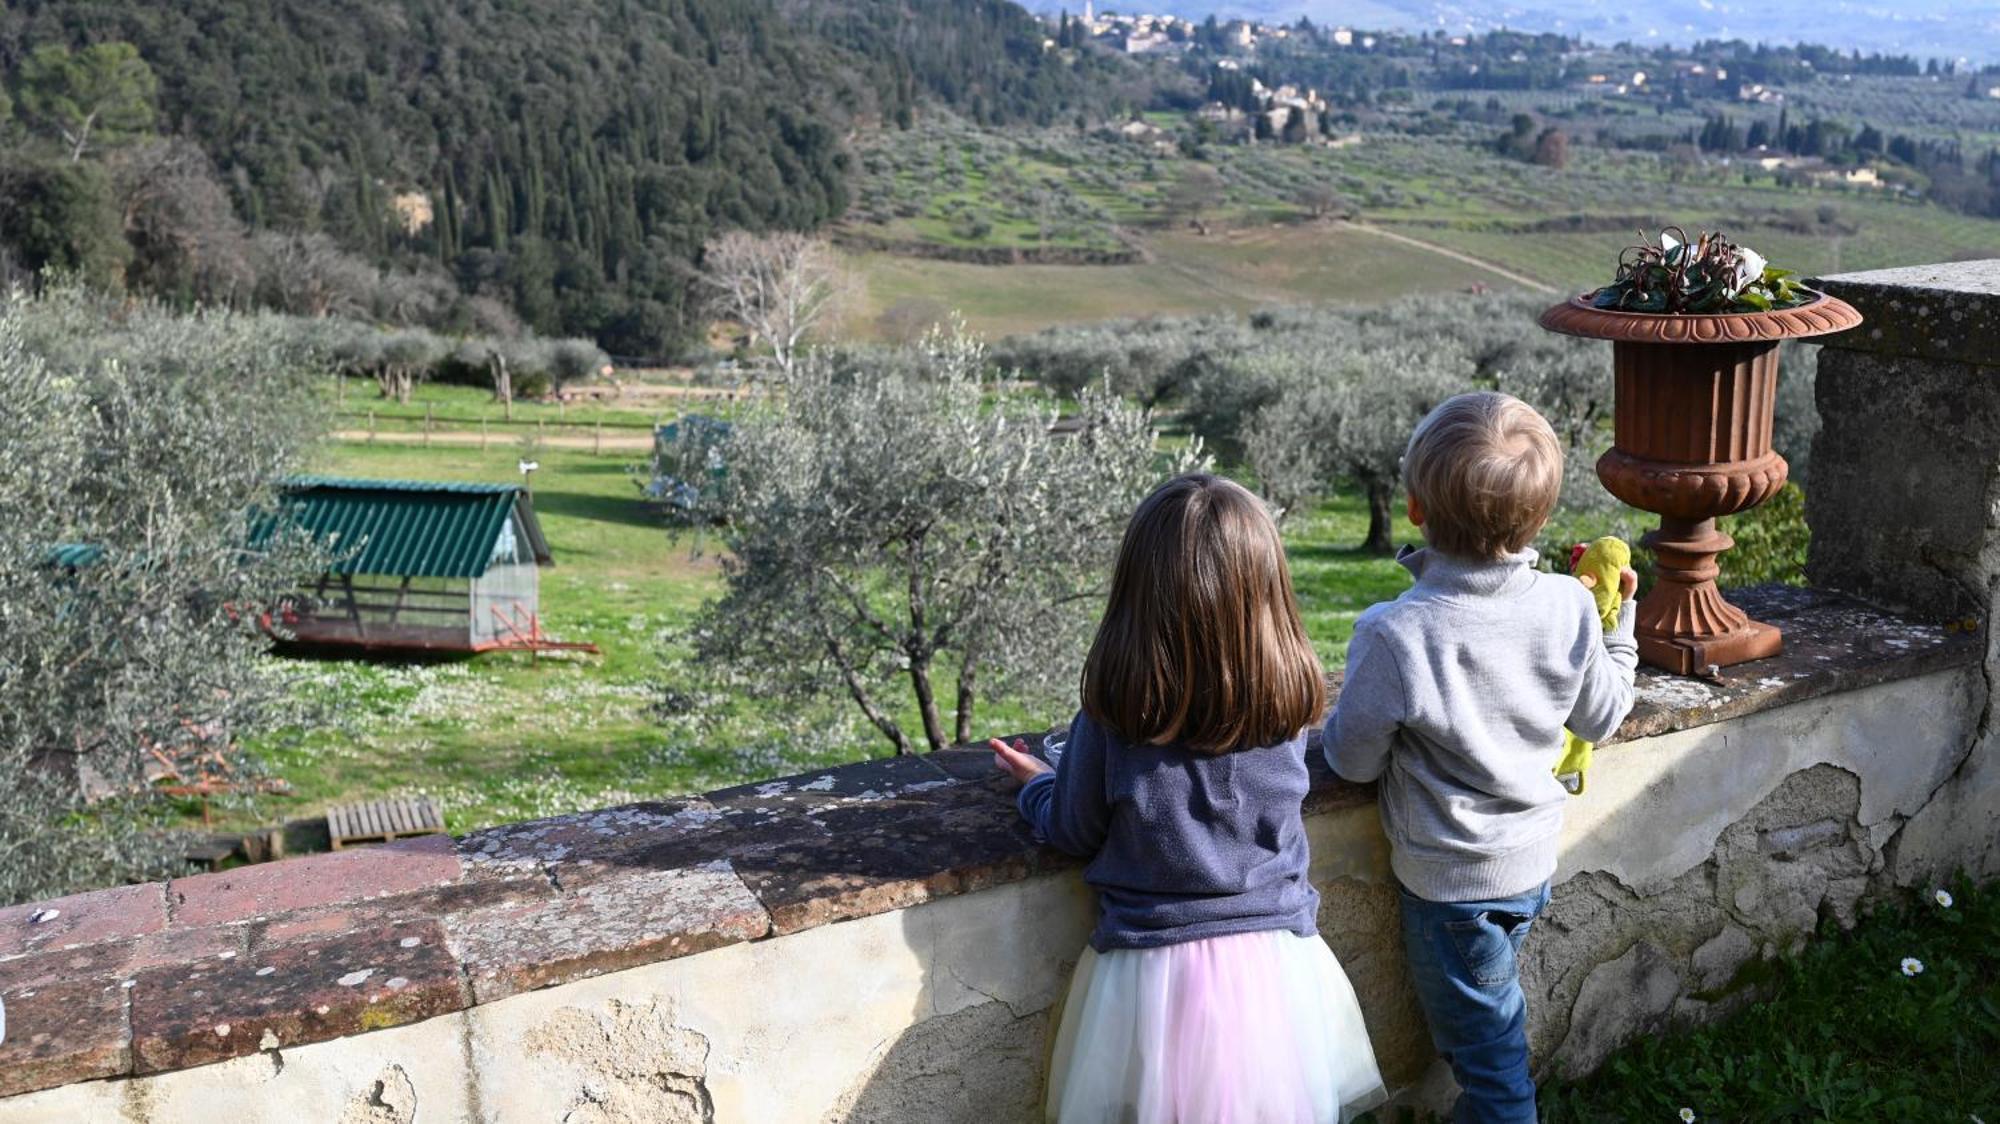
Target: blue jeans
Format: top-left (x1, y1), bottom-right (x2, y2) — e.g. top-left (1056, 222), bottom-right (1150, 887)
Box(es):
top-left (1398, 880), bottom-right (1552, 1124)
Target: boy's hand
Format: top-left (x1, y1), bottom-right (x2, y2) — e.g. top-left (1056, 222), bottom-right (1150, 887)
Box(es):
top-left (990, 737), bottom-right (1053, 785)
top-left (1618, 567), bottom-right (1639, 601)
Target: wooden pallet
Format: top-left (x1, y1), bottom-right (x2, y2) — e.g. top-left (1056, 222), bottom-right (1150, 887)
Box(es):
top-left (327, 796), bottom-right (445, 850)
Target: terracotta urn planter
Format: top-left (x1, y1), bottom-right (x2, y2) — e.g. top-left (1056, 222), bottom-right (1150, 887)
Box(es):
top-left (1539, 292), bottom-right (1862, 674)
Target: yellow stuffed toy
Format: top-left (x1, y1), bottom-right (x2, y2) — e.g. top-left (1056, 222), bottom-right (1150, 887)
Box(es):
top-left (1555, 536), bottom-right (1631, 795)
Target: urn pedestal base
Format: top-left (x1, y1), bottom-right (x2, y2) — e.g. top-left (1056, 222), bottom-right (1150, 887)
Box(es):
top-left (1634, 516), bottom-right (1783, 675)
top-left (1638, 619), bottom-right (1783, 676)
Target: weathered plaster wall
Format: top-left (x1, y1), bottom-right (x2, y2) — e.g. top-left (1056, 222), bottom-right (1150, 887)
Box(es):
top-left (4, 665), bottom-right (1986, 1124)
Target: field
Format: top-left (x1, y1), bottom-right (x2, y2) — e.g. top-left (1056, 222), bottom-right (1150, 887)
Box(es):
top-left (843, 221), bottom-right (1533, 339)
top-left (838, 118), bottom-right (2000, 341)
top-left (235, 378), bottom-right (1417, 836)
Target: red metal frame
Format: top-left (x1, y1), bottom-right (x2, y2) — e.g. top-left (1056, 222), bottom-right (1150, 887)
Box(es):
top-left (257, 602), bottom-right (599, 656)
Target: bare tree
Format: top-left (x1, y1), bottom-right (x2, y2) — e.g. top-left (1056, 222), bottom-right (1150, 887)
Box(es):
top-left (371, 268), bottom-right (458, 327)
top-left (463, 294), bottom-right (523, 339)
top-left (700, 231), bottom-right (842, 377)
top-left (110, 139), bottom-right (254, 304)
top-left (251, 231), bottom-right (374, 319)
top-left (1166, 164), bottom-right (1226, 235)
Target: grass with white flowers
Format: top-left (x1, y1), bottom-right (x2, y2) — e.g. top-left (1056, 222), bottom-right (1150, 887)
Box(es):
top-left (212, 439), bottom-right (1423, 836)
top-left (1536, 877), bottom-right (2000, 1124)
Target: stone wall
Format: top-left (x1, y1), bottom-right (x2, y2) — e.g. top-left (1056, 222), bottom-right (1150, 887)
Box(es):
top-left (6, 262), bottom-right (2000, 1122)
top-left (1, 588), bottom-right (1990, 1123)
top-left (1811, 262), bottom-right (2000, 891)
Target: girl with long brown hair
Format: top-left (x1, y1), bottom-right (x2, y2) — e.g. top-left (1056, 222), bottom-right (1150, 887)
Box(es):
top-left (992, 473), bottom-right (1385, 1123)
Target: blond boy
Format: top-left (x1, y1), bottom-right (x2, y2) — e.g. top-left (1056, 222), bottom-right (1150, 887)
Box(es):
top-left (1325, 391), bottom-right (1638, 1123)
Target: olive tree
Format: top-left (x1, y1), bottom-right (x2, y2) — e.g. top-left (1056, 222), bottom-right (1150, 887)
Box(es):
top-left (453, 338), bottom-right (513, 414)
top-left (0, 286), bottom-right (326, 904)
top-left (1335, 340), bottom-right (1470, 553)
top-left (1188, 296), bottom-right (1594, 553)
top-left (668, 325), bottom-right (1200, 754)
top-left (378, 329), bottom-right (445, 403)
top-left (1239, 336), bottom-right (1468, 551)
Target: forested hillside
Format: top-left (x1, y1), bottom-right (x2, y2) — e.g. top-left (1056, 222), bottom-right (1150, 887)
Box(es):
top-left (0, 0), bottom-right (1129, 353)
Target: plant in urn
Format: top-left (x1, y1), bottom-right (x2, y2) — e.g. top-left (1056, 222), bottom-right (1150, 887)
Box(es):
top-left (1539, 229), bottom-right (1861, 674)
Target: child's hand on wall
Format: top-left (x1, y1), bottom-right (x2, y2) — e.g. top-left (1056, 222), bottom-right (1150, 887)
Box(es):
top-left (990, 737), bottom-right (1053, 785)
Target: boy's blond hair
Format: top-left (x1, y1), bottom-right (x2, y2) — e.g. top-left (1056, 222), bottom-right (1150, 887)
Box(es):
top-left (1403, 391), bottom-right (1562, 560)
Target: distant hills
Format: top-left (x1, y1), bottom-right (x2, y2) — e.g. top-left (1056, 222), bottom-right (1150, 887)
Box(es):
top-left (1043, 1), bottom-right (2000, 64)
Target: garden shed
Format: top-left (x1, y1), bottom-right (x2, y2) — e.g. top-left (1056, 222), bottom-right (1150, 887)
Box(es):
top-left (270, 476), bottom-right (572, 655)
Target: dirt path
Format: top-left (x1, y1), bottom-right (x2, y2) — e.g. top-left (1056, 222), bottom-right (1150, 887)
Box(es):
top-left (1335, 221), bottom-right (1561, 294)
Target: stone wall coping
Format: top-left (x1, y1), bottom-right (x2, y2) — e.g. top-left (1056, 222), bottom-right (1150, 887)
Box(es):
top-left (1811, 260), bottom-right (2000, 364)
top-left (0, 586), bottom-right (1977, 1099)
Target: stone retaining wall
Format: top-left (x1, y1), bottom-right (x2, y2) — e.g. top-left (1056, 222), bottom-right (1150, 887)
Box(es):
top-left (0, 589), bottom-right (1990, 1122)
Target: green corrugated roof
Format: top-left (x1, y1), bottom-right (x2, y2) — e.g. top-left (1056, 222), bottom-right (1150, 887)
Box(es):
top-left (48, 543), bottom-right (105, 569)
top-left (277, 476), bottom-right (551, 579)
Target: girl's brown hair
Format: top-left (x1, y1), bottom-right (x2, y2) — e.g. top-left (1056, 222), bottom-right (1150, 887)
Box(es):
top-left (1081, 473), bottom-right (1326, 754)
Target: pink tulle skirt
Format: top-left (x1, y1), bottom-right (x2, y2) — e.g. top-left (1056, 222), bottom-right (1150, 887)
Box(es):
top-left (1045, 930), bottom-right (1387, 1124)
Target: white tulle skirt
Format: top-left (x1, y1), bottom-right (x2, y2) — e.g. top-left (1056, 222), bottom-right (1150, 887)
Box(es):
top-left (1045, 929), bottom-right (1387, 1124)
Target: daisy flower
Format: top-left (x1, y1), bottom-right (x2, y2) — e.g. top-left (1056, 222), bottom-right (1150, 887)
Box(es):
top-left (1679, 1110), bottom-right (1697, 1123)
top-left (1901, 957), bottom-right (1925, 977)
top-left (1934, 889), bottom-right (1954, 909)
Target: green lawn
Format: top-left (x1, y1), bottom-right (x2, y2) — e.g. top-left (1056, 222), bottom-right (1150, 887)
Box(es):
top-left (245, 441), bottom-right (726, 833)
top-left (237, 435), bottom-right (1420, 836)
top-left (1540, 879), bottom-right (1999, 1124)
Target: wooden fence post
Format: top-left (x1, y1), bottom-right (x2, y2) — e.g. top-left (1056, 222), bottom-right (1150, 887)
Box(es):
top-left (367, 409), bottom-right (377, 443)
top-left (424, 403), bottom-right (434, 447)
top-left (594, 420), bottom-right (603, 456)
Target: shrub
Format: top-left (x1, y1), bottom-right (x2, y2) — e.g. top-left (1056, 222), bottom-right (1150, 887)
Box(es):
top-left (1718, 483), bottom-right (1811, 588)
top-left (549, 338), bottom-right (610, 388)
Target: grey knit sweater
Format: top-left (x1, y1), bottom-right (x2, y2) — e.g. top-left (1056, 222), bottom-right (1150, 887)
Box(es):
top-left (1323, 546), bottom-right (1638, 902)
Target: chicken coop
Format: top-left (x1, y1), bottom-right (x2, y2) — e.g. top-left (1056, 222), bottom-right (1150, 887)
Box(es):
top-left (269, 476), bottom-right (586, 655)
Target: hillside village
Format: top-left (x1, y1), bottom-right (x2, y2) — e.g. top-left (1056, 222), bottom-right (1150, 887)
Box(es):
top-left (1038, 8), bottom-right (1987, 200)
